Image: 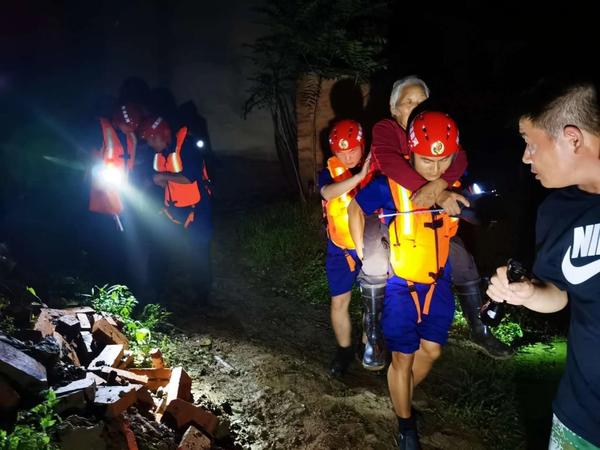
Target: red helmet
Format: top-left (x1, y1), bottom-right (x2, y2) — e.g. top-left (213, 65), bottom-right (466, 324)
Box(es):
top-left (139, 116), bottom-right (171, 142)
top-left (112, 103), bottom-right (143, 133)
top-left (328, 119), bottom-right (364, 153)
top-left (408, 111), bottom-right (460, 157)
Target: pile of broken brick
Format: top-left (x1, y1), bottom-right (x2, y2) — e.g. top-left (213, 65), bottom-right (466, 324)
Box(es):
top-left (0, 305), bottom-right (220, 449)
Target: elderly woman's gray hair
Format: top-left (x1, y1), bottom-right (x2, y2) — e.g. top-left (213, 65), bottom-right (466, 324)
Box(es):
top-left (389, 76), bottom-right (430, 110)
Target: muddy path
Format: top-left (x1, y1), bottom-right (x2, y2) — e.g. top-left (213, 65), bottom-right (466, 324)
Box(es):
top-left (165, 214), bottom-right (488, 450)
top-left (155, 157), bottom-right (498, 449)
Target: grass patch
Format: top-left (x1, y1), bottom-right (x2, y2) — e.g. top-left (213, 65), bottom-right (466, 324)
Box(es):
top-left (236, 198), bottom-right (567, 448)
top-left (428, 345), bottom-right (525, 449)
top-left (237, 200), bottom-right (331, 305)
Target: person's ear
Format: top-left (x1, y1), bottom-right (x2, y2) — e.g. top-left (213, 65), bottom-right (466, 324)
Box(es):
top-left (563, 125), bottom-right (583, 152)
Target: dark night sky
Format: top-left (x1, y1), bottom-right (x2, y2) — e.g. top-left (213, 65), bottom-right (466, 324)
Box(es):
top-left (0, 2), bottom-right (597, 274)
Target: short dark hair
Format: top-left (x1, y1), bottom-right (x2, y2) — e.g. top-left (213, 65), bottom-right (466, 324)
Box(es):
top-left (519, 78), bottom-right (599, 138)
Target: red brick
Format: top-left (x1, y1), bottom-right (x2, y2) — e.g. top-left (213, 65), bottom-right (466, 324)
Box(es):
top-left (92, 318), bottom-right (129, 348)
top-left (132, 384), bottom-right (154, 410)
top-left (128, 368), bottom-right (171, 391)
top-left (94, 385), bottom-right (137, 418)
top-left (161, 399), bottom-right (218, 434)
top-left (119, 419), bottom-right (139, 450)
top-left (166, 367), bottom-right (192, 403)
top-left (100, 367), bottom-right (149, 385)
top-left (178, 425), bottom-right (212, 449)
top-left (150, 348), bottom-right (164, 369)
top-left (118, 350), bottom-right (134, 369)
top-left (33, 309), bottom-right (56, 337)
top-left (88, 344), bottom-right (124, 370)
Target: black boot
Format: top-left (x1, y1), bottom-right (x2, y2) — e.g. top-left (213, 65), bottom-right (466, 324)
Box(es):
top-left (396, 429), bottom-right (421, 450)
top-left (456, 280), bottom-right (514, 359)
top-left (330, 345), bottom-right (354, 377)
top-left (361, 283), bottom-right (387, 370)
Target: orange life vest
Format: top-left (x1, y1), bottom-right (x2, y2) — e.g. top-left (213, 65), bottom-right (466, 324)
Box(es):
top-left (388, 179), bottom-right (459, 283)
top-left (322, 156), bottom-right (371, 250)
top-left (89, 118), bottom-right (137, 215)
top-left (388, 179), bottom-right (459, 322)
top-left (153, 127), bottom-right (211, 228)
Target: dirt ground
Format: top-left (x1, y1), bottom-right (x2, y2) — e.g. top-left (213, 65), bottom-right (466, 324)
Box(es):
top-left (166, 223), bottom-right (492, 450)
top-left (161, 159), bottom-right (491, 449)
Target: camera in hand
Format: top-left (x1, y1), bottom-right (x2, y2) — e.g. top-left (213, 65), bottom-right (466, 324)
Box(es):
top-left (479, 259), bottom-right (529, 327)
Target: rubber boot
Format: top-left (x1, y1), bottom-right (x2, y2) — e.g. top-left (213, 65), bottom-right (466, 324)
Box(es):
top-left (330, 345), bottom-right (354, 377)
top-left (455, 280), bottom-right (513, 359)
top-left (361, 283), bottom-right (387, 370)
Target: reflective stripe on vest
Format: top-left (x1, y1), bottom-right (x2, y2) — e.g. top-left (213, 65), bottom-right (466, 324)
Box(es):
top-left (153, 127), bottom-right (202, 227)
top-left (388, 179), bottom-right (459, 284)
top-left (88, 119), bottom-right (136, 215)
top-left (322, 156), bottom-right (357, 250)
top-left (153, 127), bottom-right (188, 173)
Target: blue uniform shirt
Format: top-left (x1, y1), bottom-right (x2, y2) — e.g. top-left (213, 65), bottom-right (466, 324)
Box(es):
top-left (354, 175), bottom-right (396, 225)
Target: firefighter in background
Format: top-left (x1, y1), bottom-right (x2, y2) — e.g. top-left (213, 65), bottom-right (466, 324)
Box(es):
top-left (87, 103), bottom-right (144, 285)
top-left (319, 120), bottom-right (372, 377)
top-left (349, 111), bottom-right (468, 449)
top-left (138, 115), bottom-right (213, 302)
top-left (89, 103), bottom-right (143, 227)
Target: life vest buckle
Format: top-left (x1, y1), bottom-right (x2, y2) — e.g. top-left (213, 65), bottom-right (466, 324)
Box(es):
top-left (424, 218), bottom-right (444, 229)
top-left (428, 267), bottom-right (444, 281)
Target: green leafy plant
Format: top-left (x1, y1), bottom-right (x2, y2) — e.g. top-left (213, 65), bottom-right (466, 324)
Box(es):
top-left (139, 303), bottom-right (171, 330)
top-left (86, 284), bottom-right (137, 320)
top-left (84, 284), bottom-right (171, 366)
top-left (0, 389), bottom-right (61, 450)
top-left (25, 286), bottom-right (42, 302)
top-left (495, 315), bottom-right (524, 345)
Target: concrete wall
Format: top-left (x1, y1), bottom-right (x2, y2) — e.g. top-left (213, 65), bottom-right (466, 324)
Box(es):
top-left (296, 75), bottom-right (370, 195)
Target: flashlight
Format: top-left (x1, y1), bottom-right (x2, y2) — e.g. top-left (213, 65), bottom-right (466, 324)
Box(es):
top-left (467, 182), bottom-right (495, 196)
top-left (96, 162), bottom-right (126, 188)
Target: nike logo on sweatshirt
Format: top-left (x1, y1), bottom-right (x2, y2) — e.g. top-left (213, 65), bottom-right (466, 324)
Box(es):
top-left (561, 223), bottom-right (600, 285)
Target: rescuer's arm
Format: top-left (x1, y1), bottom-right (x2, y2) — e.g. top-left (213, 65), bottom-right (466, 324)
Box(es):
top-left (371, 120), bottom-right (464, 208)
top-left (348, 199), bottom-right (366, 260)
top-left (487, 266), bottom-right (568, 313)
top-left (320, 154), bottom-right (371, 201)
top-left (153, 173), bottom-right (191, 187)
top-left (371, 120), bottom-right (426, 193)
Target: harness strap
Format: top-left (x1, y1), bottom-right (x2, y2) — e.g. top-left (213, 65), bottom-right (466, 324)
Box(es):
top-left (423, 283), bottom-right (436, 315)
top-left (183, 210), bottom-right (195, 229)
top-left (406, 281), bottom-right (437, 323)
top-left (161, 207), bottom-right (195, 229)
top-left (343, 250), bottom-right (356, 272)
top-left (407, 282), bottom-right (422, 324)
